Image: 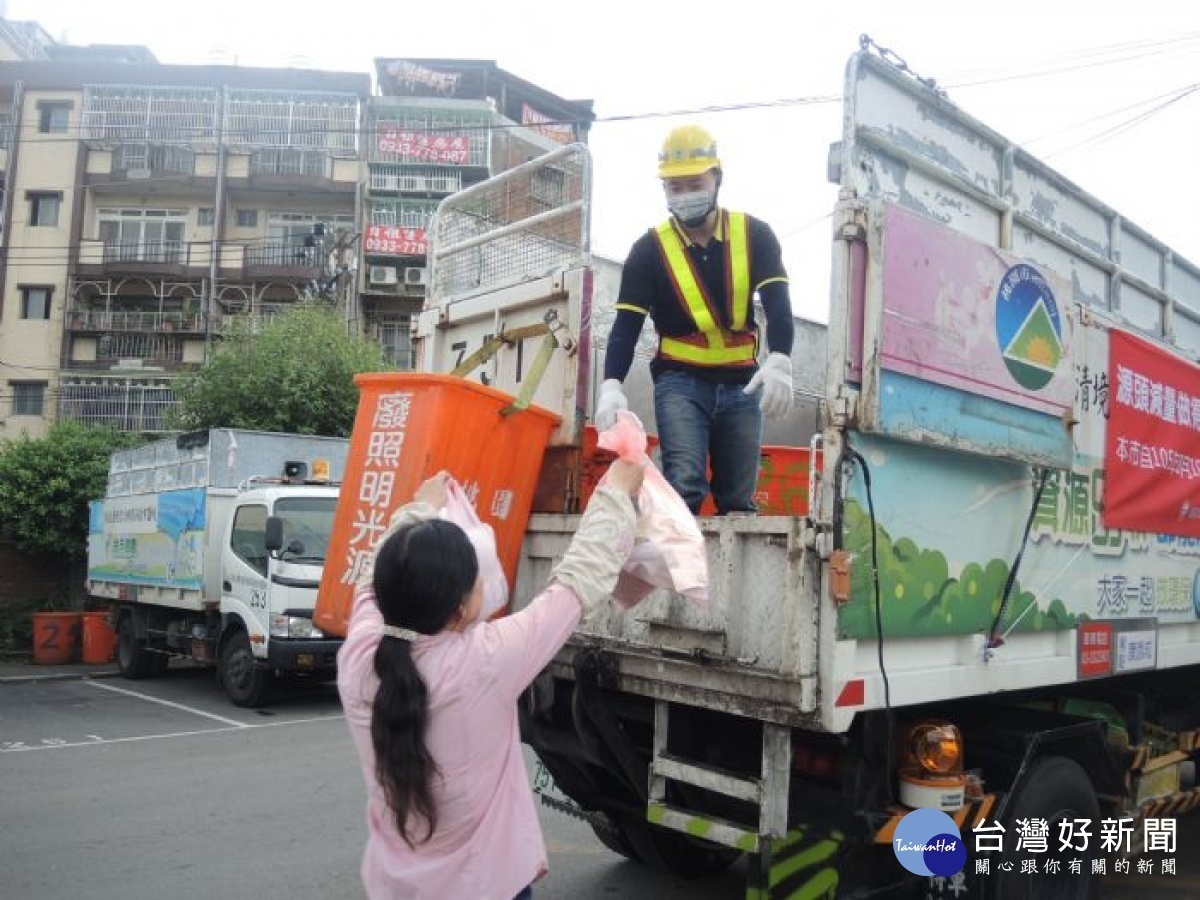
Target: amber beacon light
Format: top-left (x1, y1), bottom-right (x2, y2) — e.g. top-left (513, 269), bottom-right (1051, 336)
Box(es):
top-left (898, 720), bottom-right (966, 811)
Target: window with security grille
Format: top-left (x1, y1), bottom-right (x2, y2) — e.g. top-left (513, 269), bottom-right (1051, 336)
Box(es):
top-left (57, 378), bottom-right (177, 432)
top-left (375, 317), bottom-right (414, 369)
top-left (11, 382), bottom-right (46, 415)
top-left (226, 90), bottom-right (359, 153)
top-left (81, 86), bottom-right (219, 144)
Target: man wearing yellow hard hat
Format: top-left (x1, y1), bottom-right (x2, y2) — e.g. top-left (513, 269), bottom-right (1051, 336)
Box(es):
top-left (595, 124), bottom-right (794, 514)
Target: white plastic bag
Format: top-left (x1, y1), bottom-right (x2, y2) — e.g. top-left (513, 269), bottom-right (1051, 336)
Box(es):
top-left (441, 477), bottom-right (509, 620)
top-left (597, 411), bottom-right (709, 610)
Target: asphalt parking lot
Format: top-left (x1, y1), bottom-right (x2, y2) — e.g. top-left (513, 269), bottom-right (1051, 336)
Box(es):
top-left (3, 663), bottom-right (1199, 899)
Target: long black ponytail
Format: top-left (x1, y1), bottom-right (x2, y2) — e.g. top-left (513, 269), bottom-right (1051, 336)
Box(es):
top-left (370, 518), bottom-right (478, 846)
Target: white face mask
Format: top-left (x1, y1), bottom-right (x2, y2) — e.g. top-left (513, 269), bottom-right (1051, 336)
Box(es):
top-left (668, 189), bottom-right (716, 227)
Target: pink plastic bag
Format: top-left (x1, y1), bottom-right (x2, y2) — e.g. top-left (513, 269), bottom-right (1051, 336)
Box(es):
top-left (597, 411), bottom-right (709, 610)
top-left (441, 477), bottom-right (509, 620)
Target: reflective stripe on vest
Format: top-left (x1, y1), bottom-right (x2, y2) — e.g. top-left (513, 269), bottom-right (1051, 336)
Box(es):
top-left (654, 212), bottom-right (756, 367)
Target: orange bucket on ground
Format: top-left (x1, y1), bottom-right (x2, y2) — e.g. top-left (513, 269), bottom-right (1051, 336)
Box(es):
top-left (315, 373), bottom-right (561, 638)
top-left (31, 612), bottom-right (81, 665)
top-left (578, 425), bottom-right (660, 510)
top-left (698, 445), bottom-right (823, 516)
top-left (81, 611), bottom-right (117, 664)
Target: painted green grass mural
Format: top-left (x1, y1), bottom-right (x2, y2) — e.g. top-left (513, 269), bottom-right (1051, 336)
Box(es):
top-left (838, 499), bottom-right (1081, 639)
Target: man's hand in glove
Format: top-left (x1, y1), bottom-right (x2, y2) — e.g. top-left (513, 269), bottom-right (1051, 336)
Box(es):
top-left (594, 378), bottom-right (628, 431)
top-left (743, 352), bottom-right (793, 420)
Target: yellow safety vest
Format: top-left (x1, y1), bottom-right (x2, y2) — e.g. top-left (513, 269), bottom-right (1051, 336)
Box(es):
top-left (653, 211), bottom-right (757, 367)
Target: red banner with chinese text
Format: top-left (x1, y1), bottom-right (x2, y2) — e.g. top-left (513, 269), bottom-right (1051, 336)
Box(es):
top-left (376, 128), bottom-right (470, 164)
top-left (1103, 329), bottom-right (1200, 537)
top-left (520, 103), bottom-right (574, 145)
top-left (363, 224), bottom-right (427, 257)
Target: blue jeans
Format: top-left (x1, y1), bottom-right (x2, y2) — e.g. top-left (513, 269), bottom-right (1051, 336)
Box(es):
top-left (653, 369), bottom-right (762, 514)
top-left (513, 888), bottom-right (533, 900)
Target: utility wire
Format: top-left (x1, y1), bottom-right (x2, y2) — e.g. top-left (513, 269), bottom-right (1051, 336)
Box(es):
top-left (1021, 81), bottom-right (1200, 148)
top-left (8, 31), bottom-right (1200, 148)
top-left (1042, 83), bottom-right (1200, 160)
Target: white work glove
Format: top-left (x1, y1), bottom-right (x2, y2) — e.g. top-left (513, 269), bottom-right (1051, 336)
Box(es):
top-left (743, 352), bottom-right (793, 420)
top-left (551, 486), bottom-right (637, 613)
top-left (594, 378), bottom-right (628, 431)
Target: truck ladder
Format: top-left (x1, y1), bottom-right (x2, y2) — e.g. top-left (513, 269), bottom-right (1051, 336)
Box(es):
top-left (647, 700), bottom-right (841, 899)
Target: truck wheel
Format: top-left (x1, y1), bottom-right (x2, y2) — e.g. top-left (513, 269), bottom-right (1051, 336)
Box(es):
top-left (116, 613), bottom-right (154, 679)
top-left (988, 756), bottom-right (1099, 900)
top-left (620, 816), bottom-right (742, 878)
top-left (220, 629), bottom-right (273, 708)
top-left (588, 814), bottom-right (643, 862)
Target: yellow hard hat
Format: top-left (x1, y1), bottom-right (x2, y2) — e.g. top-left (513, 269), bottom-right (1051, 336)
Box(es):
top-left (657, 125), bottom-right (721, 179)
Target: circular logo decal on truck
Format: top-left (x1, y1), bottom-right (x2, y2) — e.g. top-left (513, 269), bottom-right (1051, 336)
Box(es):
top-left (995, 263), bottom-right (1063, 391)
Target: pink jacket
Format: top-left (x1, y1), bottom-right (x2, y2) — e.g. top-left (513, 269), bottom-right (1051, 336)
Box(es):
top-left (337, 563), bottom-right (583, 899)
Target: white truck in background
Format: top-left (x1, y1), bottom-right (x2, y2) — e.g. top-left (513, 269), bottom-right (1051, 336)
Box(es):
top-left (410, 44), bottom-right (1200, 899)
top-left (87, 428), bottom-right (348, 707)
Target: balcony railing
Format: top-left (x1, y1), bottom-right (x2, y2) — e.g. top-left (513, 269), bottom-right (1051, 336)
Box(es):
top-left (244, 243), bottom-right (323, 268)
top-left (68, 310), bottom-right (205, 332)
top-left (250, 148), bottom-right (333, 178)
top-left (102, 241), bottom-right (187, 264)
top-left (212, 305), bottom-right (291, 332)
top-left (369, 166), bottom-right (463, 195)
top-left (113, 143), bottom-right (196, 175)
top-left (96, 332), bottom-right (185, 362)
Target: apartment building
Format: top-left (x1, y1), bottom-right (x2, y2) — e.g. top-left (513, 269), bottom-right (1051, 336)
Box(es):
top-left (360, 58), bottom-right (593, 369)
top-left (0, 17), bottom-right (595, 439)
top-left (0, 26), bottom-right (368, 438)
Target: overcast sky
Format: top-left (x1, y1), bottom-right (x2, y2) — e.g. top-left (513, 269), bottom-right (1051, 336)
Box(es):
top-left (12, 0), bottom-right (1200, 322)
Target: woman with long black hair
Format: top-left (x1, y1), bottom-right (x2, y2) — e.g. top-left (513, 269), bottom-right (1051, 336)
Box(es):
top-left (338, 462), bottom-right (643, 899)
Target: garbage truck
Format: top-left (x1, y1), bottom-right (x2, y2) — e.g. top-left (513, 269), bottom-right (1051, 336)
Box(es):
top-left (322, 44), bottom-right (1200, 899)
top-left (87, 428), bottom-right (348, 707)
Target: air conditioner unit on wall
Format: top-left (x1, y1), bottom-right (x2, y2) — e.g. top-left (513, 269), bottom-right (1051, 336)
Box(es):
top-left (403, 267), bottom-right (428, 286)
top-left (369, 265), bottom-right (398, 286)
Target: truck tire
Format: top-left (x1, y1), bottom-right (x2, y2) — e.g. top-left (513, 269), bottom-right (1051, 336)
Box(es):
top-left (987, 756), bottom-right (1100, 900)
top-left (619, 815), bottom-right (742, 878)
top-left (588, 814), bottom-right (643, 862)
top-left (116, 612), bottom-right (155, 679)
top-left (220, 629), bottom-right (273, 708)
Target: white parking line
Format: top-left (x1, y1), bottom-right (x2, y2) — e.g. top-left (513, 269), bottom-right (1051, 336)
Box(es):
top-left (87, 680), bottom-right (252, 727)
top-left (2, 714), bottom-right (343, 752)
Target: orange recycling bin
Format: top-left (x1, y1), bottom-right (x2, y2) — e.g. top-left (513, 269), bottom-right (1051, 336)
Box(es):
top-left (81, 611), bottom-right (117, 664)
top-left (756, 445), bottom-right (822, 515)
top-left (315, 373), bottom-right (561, 638)
top-left (698, 445), bottom-right (822, 516)
top-left (31, 612), bottom-right (81, 665)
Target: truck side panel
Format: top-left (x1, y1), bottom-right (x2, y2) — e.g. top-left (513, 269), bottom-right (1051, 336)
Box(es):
top-left (88, 489), bottom-right (210, 609)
